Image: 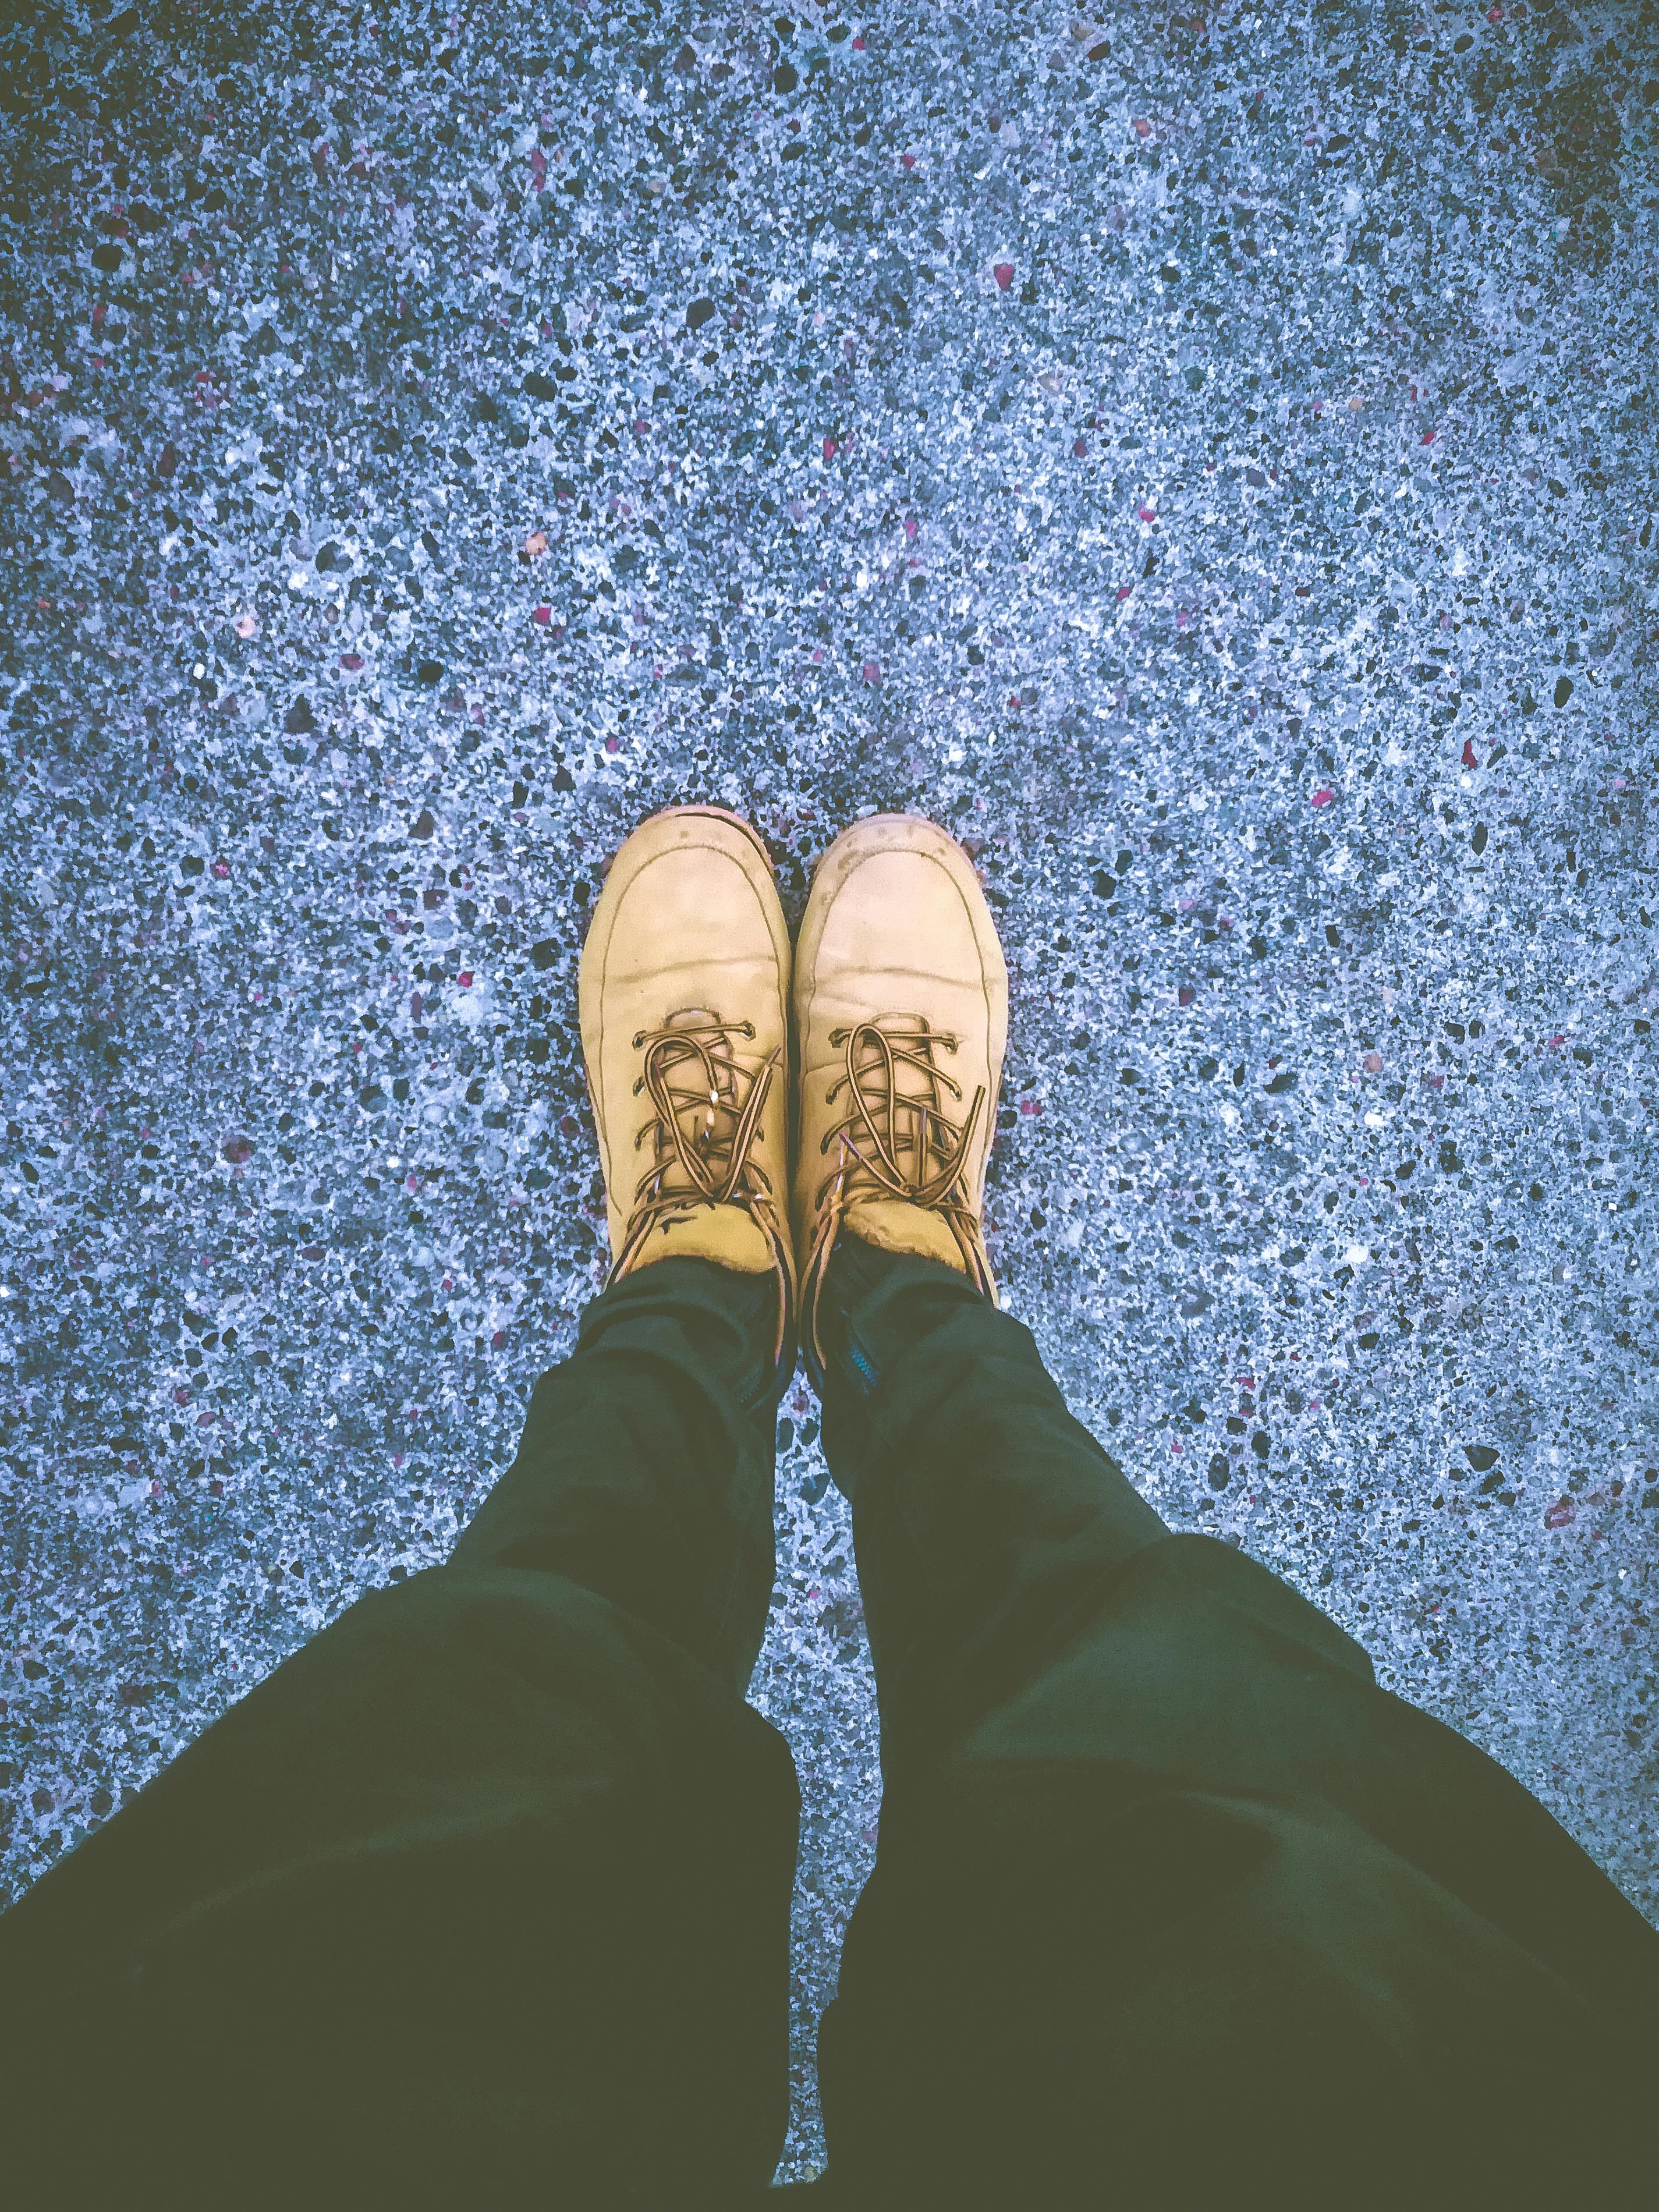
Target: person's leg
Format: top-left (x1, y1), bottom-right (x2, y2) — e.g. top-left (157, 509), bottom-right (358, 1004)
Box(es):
top-left (0, 1256), bottom-right (797, 2209)
top-left (812, 1239), bottom-right (1659, 2206)
top-left (2, 801), bottom-right (807, 2210)
top-left (786, 814), bottom-right (1659, 2207)
top-left (451, 1252), bottom-right (785, 1692)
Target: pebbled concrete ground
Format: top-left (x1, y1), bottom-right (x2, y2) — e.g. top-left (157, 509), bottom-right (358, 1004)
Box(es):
top-left (2, 0), bottom-right (1655, 2182)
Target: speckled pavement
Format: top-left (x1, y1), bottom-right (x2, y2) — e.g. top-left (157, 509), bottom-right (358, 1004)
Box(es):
top-left (2, 0), bottom-right (1655, 2180)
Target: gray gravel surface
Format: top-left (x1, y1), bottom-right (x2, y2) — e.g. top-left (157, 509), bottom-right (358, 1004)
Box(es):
top-left (2, 1), bottom-right (1656, 2181)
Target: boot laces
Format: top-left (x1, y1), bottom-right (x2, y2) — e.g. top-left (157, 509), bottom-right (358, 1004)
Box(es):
top-left (618, 1014), bottom-right (781, 1265)
top-left (814, 1015), bottom-right (985, 1217)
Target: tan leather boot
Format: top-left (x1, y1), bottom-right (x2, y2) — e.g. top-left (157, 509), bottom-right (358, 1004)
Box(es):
top-left (579, 806), bottom-right (795, 1365)
top-left (793, 813), bottom-right (1008, 1373)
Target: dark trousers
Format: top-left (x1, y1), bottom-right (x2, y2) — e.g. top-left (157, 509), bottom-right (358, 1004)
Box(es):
top-left (2, 1249), bottom-right (1655, 2207)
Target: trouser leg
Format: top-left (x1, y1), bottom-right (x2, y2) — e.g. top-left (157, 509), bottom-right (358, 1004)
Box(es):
top-left (0, 1257), bottom-right (799, 2209)
top-left (812, 1238), bottom-right (1659, 2207)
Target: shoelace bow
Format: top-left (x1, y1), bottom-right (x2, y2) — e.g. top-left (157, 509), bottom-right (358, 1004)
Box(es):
top-left (615, 1018), bottom-right (783, 1275)
top-left (814, 1016), bottom-right (986, 1228)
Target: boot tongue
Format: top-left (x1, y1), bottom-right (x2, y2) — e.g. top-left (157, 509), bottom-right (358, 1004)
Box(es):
top-left (655, 1004), bottom-right (738, 1199)
top-left (630, 1007), bottom-right (775, 1277)
top-left (851, 1012), bottom-right (947, 1173)
top-left (643, 1202), bottom-right (774, 1275)
top-left (842, 1197), bottom-right (966, 1275)
top-left (836, 1018), bottom-right (969, 1275)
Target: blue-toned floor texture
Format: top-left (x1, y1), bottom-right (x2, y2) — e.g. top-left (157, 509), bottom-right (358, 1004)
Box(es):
top-left (2, 0), bottom-right (1656, 2180)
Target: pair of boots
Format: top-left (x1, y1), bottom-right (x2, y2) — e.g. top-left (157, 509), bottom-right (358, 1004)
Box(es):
top-left (581, 808), bottom-right (1002, 1396)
